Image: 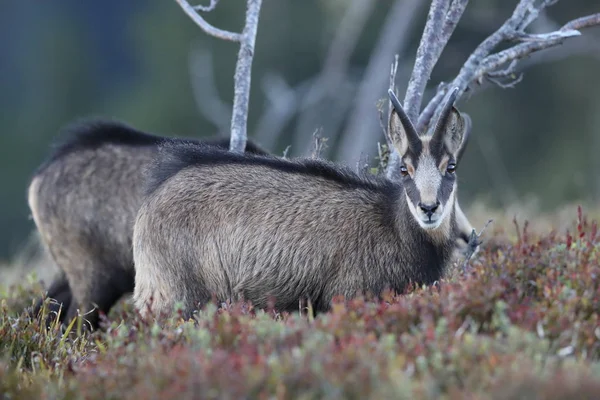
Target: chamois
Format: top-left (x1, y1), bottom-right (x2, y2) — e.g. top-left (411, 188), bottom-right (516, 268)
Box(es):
top-left (132, 88), bottom-right (471, 319)
top-left (27, 118), bottom-right (268, 329)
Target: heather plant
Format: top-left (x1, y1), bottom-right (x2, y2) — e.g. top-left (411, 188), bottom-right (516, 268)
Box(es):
top-left (1, 206), bottom-right (599, 399)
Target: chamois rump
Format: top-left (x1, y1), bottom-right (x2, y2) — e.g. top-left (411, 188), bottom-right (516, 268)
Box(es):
top-left (26, 118), bottom-right (268, 329)
top-left (132, 87), bottom-right (471, 319)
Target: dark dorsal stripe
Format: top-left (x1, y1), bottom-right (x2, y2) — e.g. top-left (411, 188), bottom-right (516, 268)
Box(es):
top-left (145, 142), bottom-right (396, 198)
top-left (34, 118), bottom-right (268, 177)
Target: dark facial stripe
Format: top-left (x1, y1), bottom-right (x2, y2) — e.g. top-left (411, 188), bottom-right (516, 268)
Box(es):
top-left (403, 178), bottom-right (420, 207)
top-left (437, 173), bottom-right (455, 206)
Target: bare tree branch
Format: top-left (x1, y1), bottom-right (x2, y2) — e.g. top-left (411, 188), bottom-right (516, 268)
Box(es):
top-left (194, 0), bottom-right (220, 12)
top-left (471, 13), bottom-right (600, 93)
top-left (441, 0), bottom-right (470, 42)
top-left (475, 34), bottom-right (577, 81)
top-left (175, 0), bottom-right (241, 42)
top-left (461, 219), bottom-right (493, 272)
top-left (418, 4), bottom-right (600, 135)
top-left (416, 0), bottom-right (538, 132)
top-left (415, 81), bottom-right (448, 133)
top-left (385, 55), bottom-right (403, 175)
top-left (563, 13), bottom-right (600, 30)
top-left (518, 11), bottom-right (600, 65)
top-left (403, 0), bottom-right (451, 124)
top-left (229, 0), bottom-right (263, 153)
top-left (176, 0), bottom-right (264, 153)
top-left (517, 0), bottom-right (558, 30)
top-left (310, 127), bottom-right (328, 159)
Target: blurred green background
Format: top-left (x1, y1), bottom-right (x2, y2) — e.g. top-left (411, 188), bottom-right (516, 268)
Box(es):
top-left (1, 0), bottom-right (599, 262)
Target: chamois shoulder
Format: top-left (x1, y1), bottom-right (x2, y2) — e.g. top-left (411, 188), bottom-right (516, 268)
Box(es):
top-left (34, 118), bottom-right (164, 177)
top-left (145, 141), bottom-right (392, 198)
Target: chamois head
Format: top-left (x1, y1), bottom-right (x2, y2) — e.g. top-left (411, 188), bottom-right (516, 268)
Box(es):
top-left (387, 87), bottom-right (469, 230)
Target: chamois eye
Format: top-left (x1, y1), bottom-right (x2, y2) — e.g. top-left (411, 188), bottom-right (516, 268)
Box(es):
top-left (446, 163), bottom-right (456, 174)
top-left (400, 165), bottom-right (409, 177)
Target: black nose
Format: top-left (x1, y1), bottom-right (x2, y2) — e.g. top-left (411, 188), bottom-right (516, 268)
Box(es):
top-left (419, 201), bottom-right (440, 218)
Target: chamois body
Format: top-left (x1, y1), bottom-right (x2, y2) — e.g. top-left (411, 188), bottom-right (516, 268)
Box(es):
top-left (133, 88), bottom-right (470, 319)
top-left (133, 146), bottom-right (456, 317)
top-left (27, 119), bottom-right (267, 328)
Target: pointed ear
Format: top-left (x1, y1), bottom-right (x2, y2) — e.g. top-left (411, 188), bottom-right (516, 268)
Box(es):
top-left (443, 107), bottom-right (468, 157)
top-left (387, 109), bottom-right (409, 156)
top-left (455, 112), bottom-right (471, 164)
top-left (386, 89), bottom-right (421, 156)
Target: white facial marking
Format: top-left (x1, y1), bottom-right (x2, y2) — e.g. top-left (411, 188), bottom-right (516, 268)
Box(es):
top-left (414, 155), bottom-right (441, 205)
top-left (409, 153), bottom-right (446, 229)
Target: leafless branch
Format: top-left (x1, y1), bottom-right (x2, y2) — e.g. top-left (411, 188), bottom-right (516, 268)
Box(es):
top-left (416, 0), bottom-right (539, 131)
top-left (461, 219), bottom-right (493, 271)
top-left (175, 0), bottom-right (241, 42)
top-left (194, 0), bottom-right (220, 12)
top-left (229, 0), bottom-right (263, 153)
top-left (310, 128), bottom-right (328, 159)
top-left (385, 55), bottom-right (404, 175)
top-left (176, 0), bottom-right (264, 153)
top-left (403, 0), bottom-right (451, 124)
top-left (487, 74), bottom-right (523, 89)
top-left (417, 4), bottom-right (600, 134)
top-left (472, 16), bottom-right (600, 89)
top-left (441, 0), bottom-right (469, 43)
top-left (563, 13), bottom-right (600, 30)
top-left (519, 10), bottom-right (600, 64)
top-left (486, 60), bottom-right (518, 78)
top-left (356, 152), bottom-right (371, 175)
top-left (449, 11), bottom-right (600, 99)
top-left (415, 81), bottom-right (447, 133)
top-left (518, 0), bottom-right (558, 30)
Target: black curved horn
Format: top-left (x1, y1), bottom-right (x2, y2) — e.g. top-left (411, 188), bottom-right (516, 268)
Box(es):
top-left (387, 89), bottom-right (421, 151)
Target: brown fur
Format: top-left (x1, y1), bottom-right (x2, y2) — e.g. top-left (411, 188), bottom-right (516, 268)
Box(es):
top-left (27, 118), bottom-right (268, 329)
top-left (132, 89), bottom-right (471, 319)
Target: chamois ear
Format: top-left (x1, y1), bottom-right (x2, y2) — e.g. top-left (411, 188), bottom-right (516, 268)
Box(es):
top-left (430, 87), bottom-right (467, 158)
top-left (443, 107), bottom-right (468, 157)
top-left (387, 89), bottom-right (421, 156)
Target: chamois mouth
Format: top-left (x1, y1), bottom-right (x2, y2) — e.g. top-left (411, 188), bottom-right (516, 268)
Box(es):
top-left (415, 210), bottom-right (444, 230)
top-left (419, 217), bottom-right (441, 230)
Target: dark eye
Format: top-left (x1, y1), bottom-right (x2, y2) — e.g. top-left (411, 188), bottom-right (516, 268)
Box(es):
top-left (446, 163), bottom-right (456, 174)
top-left (400, 165), bottom-right (409, 177)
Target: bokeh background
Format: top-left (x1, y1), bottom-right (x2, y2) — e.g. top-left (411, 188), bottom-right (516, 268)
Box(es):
top-left (1, 0), bottom-right (599, 265)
